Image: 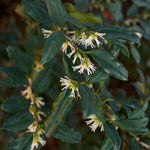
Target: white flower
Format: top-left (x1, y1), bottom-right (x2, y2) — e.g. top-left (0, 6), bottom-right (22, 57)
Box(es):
top-left (42, 28), bottom-right (53, 38)
top-left (86, 114), bottom-right (104, 132)
top-left (30, 133), bottom-right (46, 150)
top-left (61, 41), bottom-right (75, 57)
top-left (60, 76), bottom-right (80, 98)
top-left (72, 51), bottom-right (83, 64)
top-left (72, 57), bottom-right (96, 75)
top-left (37, 111), bottom-right (47, 121)
top-left (27, 122), bottom-right (38, 133)
top-left (135, 32), bottom-right (143, 39)
top-left (77, 32), bottom-right (106, 48)
top-left (21, 86), bottom-right (32, 100)
top-left (37, 126), bottom-right (45, 135)
top-left (35, 97), bottom-right (45, 108)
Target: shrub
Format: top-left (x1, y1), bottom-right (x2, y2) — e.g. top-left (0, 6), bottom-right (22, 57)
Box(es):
top-left (0, 0), bottom-right (150, 150)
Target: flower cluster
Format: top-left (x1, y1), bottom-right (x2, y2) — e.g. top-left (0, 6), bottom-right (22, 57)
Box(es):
top-left (61, 41), bottom-right (76, 58)
top-left (42, 28), bottom-right (53, 38)
top-left (42, 28), bottom-right (106, 99)
top-left (77, 31), bottom-right (106, 48)
top-left (22, 86), bottom-right (46, 150)
top-left (30, 133), bottom-right (46, 150)
top-left (86, 114), bottom-right (104, 132)
top-left (72, 56), bottom-right (96, 75)
top-left (60, 76), bottom-right (80, 98)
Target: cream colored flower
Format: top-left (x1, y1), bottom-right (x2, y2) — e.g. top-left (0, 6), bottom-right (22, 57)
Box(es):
top-left (77, 32), bottom-right (106, 48)
top-left (37, 111), bottom-right (47, 121)
top-left (35, 97), bottom-right (45, 108)
top-left (72, 51), bottom-right (83, 64)
top-left (61, 41), bottom-right (75, 57)
top-left (42, 28), bottom-right (53, 38)
top-left (30, 133), bottom-right (46, 150)
top-left (86, 114), bottom-right (104, 132)
top-left (27, 121), bottom-right (38, 133)
top-left (60, 76), bottom-right (80, 98)
top-left (72, 57), bottom-right (96, 75)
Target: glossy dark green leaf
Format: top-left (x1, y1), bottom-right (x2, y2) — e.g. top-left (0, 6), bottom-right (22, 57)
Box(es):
top-left (46, 0), bottom-right (67, 27)
top-left (31, 64), bottom-right (52, 94)
top-left (132, 0), bottom-right (150, 7)
top-left (1, 95), bottom-right (30, 113)
top-left (104, 121), bottom-right (121, 150)
top-left (7, 46), bottom-right (32, 73)
top-left (130, 44), bottom-right (141, 64)
top-left (127, 4), bottom-right (139, 16)
top-left (53, 124), bottom-right (81, 143)
top-left (106, 37), bottom-right (130, 57)
top-left (22, 0), bottom-right (52, 27)
top-left (79, 85), bottom-right (101, 119)
top-left (132, 82), bottom-right (145, 99)
top-left (91, 25), bottom-right (140, 45)
top-left (110, 44), bottom-right (120, 59)
top-left (130, 138), bottom-right (140, 150)
top-left (45, 90), bottom-right (74, 137)
top-left (106, 98), bottom-right (137, 109)
top-left (137, 69), bottom-right (145, 85)
top-left (63, 54), bottom-right (77, 80)
top-left (89, 66), bottom-right (109, 83)
top-left (2, 111), bottom-right (33, 132)
top-left (64, 16), bottom-right (87, 29)
top-left (0, 67), bottom-right (28, 87)
top-left (8, 133), bottom-right (33, 150)
top-left (129, 101), bottom-right (148, 119)
top-left (88, 50), bottom-right (128, 81)
top-left (114, 117), bottom-right (149, 132)
top-left (130, 128), bottom-right (148, 135)
top-left (106, 1), bottom-right (123, 21)
top-left (74, 0), bottom-right (89, 13)
top-left (41, 31), bottom-right (66, 64)
top-left (101, 137), bottom-right (113, 150)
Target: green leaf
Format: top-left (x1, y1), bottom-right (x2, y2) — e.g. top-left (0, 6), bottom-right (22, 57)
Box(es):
top-left (130, 138), bottom-right (140, 150)
top-left (64, 16), bottom-right (87, 29)
top-left (132, 0), bottom-right (150, 7)
top-left (106, 1), bottom-right (123, 22)
top-left (2, 111), bottom-right (33, 132)
top-left (41, 31), bottom-right (66, 64)
top-left (22, 0), bottom-right (52, 27)
top-left (74, 0), bottom-right (89, 13)
top-left (105, 98), bottom-right (137, 109)
top-left (129, 101), bottom-right (148, 119)
top-left (114, 117), bottom-right (149, 132)
top-left (46, 0), bottom-right (67, 27)
top-left (89, 66), bottom-right (109, 83)
top-left (79, 85), bottom-right (104, 120)
top-left (65, 3), bottom-right (102, 24)
top-left (1, 95), bottom-right (30, 113)
top-left (110, 44), bottom-right (120, 59)
top-left (88, 50), bottom-right (128, 81)
top-left (8, 133), bottom-right (33, 150)
top-left (53, 124), bottom-right (81, 143)
top-left (101, 138), bottom-right (113, 150)
top-left (7, 46), bottom-right (32, 73)
top-left (130, 44), bottom-right (141, 64)
top-left (0, 67), bottom-right (28, 87)
top-left (45, 90), bottom-right (74, 137)
top-left (63, 54), bottom-right (77, 79)
top-left (91, 25), bottom-right (140, 45)
top-left (107, 37), bottom-right (130, 58)
top-left (132, 82), bottom-right (145, 99)
top-left (104, 121), bottom-right (121, 150)
top-left (31, 64), bottom-right (52, 94)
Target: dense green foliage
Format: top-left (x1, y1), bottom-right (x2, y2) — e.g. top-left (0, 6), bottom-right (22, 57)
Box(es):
top-left (0, 0), bottom-right (150, 150)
